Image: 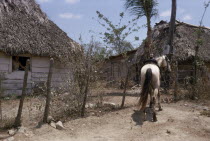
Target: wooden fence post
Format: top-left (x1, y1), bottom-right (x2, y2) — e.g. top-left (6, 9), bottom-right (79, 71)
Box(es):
top-left (14, 59), bottom-right (30, 127)
top-left (0, 93), bottom-right (2, 122)
top-left (43, 58), bottom-right (54, 123)
top-left (0, 76), bottom-right (2, 122)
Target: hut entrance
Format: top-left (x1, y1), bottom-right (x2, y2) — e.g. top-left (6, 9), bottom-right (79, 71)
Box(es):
top-left (12, 56), bottom-right (30, 71)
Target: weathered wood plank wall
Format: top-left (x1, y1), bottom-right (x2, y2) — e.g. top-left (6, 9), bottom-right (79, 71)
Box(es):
top-left (31, 56), bottom-right (71, 89)
top-left (0, 53), bottom-right (10, 73)
top-left (0, 53), bottom-right (72, 96)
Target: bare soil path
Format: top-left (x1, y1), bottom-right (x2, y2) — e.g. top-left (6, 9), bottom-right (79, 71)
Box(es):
top-left (13, 101), bottom-right (210, 141)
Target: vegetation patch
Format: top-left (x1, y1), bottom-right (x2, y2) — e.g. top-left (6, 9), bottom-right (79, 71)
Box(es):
top-left (200, 110), bottom-right (210, 117)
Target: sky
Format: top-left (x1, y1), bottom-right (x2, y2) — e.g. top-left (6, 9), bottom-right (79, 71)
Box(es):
top-left (35, 0), bottom-right (210, 47)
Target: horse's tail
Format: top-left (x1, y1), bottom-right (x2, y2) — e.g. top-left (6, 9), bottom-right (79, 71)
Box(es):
top-left (138, 68), bottom-right (152, 110)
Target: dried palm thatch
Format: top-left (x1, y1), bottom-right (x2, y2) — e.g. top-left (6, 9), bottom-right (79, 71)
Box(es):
top-left (134, 20), bottom-right (210, 63)
top-left (0, 0), bottom-right (80, 61)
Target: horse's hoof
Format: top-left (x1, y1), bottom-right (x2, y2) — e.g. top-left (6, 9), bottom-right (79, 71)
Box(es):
top-left (153, 119), bottom-right (157, 122)
top-left (153, 115), bottom-right (157, 122)
top-left (159, 108), bottom-right (163, 111)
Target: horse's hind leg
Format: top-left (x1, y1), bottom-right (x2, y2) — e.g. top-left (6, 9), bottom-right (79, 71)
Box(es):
top-left (152, 88), bottom-right (158, 122)
top-left (158, 90), bottom-right (162, 111)
top-left (149, 91), bottom-right (153, 108)
top-left (143, 109), bottom-right (146, 121)
top-left (152, 97), bottom-right (157, 122)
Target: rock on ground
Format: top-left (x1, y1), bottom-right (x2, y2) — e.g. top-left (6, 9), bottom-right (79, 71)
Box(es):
top-left (55, 121), bottom-right (64, 130)
top-left (50, 121), bottom-right (56, 129)
top-left (47, 116), bottom-right (54, 123)
top-left (8, 129), bottom-right (16, 136)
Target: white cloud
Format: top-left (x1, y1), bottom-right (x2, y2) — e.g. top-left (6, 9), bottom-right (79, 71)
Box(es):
top-left (65, 0), bottom-right (80, 4)
top-left (59, 13), bottom-right (82, 19)
top-left (37, 0), bottom-right (51, 3)
top-left (182, 15), bottom-right (192, 21)
top-left (160, 10), bottom-right (171, 17)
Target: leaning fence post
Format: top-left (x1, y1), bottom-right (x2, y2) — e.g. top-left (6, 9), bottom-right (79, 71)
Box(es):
top-left (0, 75), bottom-right (3, 122)
top-left (14, 59), bottom-right (30, 127)
top-left (0, 91), bottom-right (2, 122)
top-left (43, 58), bottom-right (54, 123)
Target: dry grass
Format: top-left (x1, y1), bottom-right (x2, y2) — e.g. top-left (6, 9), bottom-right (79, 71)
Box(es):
top-left (0, 87), bottom-right (138, 130)
top-left (0, 117), bottom-right (15, 129)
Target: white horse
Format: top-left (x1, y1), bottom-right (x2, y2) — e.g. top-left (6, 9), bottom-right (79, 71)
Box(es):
top-left (138, 55), bottom-right (171, 122)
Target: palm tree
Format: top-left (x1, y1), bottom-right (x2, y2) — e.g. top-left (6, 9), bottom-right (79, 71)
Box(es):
top-left (167, 0), bottom-right (177, 100)
top-left (168, 0), bottom-right (177, 60)
top-left (124, 0), bottom-right (158, 58)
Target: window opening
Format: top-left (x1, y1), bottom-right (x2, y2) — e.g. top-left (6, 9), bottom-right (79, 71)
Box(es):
top-left (12, 56), bottom-right (30, 71)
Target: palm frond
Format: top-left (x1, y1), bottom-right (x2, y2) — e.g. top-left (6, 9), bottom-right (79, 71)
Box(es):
top-left (124, 0), bottom-right (158, 19)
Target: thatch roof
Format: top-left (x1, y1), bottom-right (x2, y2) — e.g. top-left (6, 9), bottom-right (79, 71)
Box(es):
top-left (0, 0), bottom-right (80, 60)
top-left (134, 20), bottom-right (210, 63)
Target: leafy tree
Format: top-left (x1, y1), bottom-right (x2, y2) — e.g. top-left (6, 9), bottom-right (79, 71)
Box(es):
top-left (79, 36), bottom-right (110, 61)
top-left (77, 36), bottom-right (108, 116)
top-left (94, 12), bottom-right (140, 108)
top-left (95, 11), bottom-right (140, 55)
top-left (124, 0), bottom-right (158, 58)
top-left (192, 1), bottom-right (210, 99)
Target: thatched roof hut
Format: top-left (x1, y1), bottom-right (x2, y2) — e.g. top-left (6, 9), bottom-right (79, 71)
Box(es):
top-left (132, 21), bottom-right (210, 84)
top-left (134, 21), bottom-right (210, 63)
top-left (0, 0), bottom-right (81, 96)
top-left (0, 0), bottom-right (80, 60)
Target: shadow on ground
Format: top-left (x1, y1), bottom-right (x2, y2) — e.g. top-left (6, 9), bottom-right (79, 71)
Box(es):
top-left (131, 108), bottom-right (154, 125)
top-left (0, 133), bottom-right (14, 140)
top-left (89, 92), bottom-right (139, 98)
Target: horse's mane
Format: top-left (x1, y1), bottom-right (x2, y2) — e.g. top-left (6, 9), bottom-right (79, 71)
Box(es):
top-left (155, 55), bottom-right (166, 67)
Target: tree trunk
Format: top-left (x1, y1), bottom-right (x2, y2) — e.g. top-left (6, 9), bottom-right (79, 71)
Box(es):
top-left (81, 75), bottom-right (90, 117)
top-left (81, 68), bottom-right (90, 117)
top-left (135, 64), bottom-right (140, 84)
top-left (145, 16), bottom-right (152, 59)
top-left (194, 46), bottom-right (199, 84)
top-left (43, 58), bottom-right (54, 123)
top-left (168, 0), bottom-right (177, 58)
top-left (81, 52), bottom-right (92, 117)
top-left (174, 61), bottom-right (178, 101)
top-left (14, 59), bottom-right (30, 127)
top-left (168, 0), bottom-right (177, 100)
top-left (121, 66), bottom-right (130, 108)
top-left (192, 45), bottom-right (199, 100)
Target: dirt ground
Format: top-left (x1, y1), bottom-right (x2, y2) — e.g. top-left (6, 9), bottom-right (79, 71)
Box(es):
top-left (1, 92), bottom-right (210, 141)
